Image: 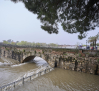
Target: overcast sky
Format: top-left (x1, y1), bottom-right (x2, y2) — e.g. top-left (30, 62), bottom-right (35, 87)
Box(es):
top-left (0, 0), bottom-right (99, 45)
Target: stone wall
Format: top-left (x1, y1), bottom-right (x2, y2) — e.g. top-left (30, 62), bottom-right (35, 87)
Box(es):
top-left (58, 55), bottom-right (99, 75)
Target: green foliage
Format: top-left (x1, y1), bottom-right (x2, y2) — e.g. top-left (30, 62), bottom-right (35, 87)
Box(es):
top-left (64, 53), bottom-right (66, 55)
top-left (12, 0), bottom-right (99, 39)
top-left (97, 43), bottom-right (99, 46)
top-left (97, 59), bottom-right (99, 62)
top-left (94, 54), bottom-right (97, 57)
top-left (6, 48), bottom-right (9, 51)
top-left (79, 53), bottom-right (81, 57)
top-left (17, 41), bottom-right (31, 46)
top-left (3, 40), bottom-right (9, 44)
top-left (3, 39), bottom-right (59, 47)
top-left (23, 49), bottom-right (25, 52)
top-left (11, 42), bottom-right (16, 45)
top-left (35, 50), bottom-right (36, 54)
top-left (73, 58), bottom-right (75, 60)
top-left (78, 61), bottom-right (80, 63)
top-left (83, 45), bottom-right (86, 46)
top-left (3, 40), bottom-right (16, 45)
top-left (18, 50), bottom-right (22, 54)
top-left (88, 33), bottom-right (99, 47)
top-left (48, 43), bottom-right (58, 47)
top-left (43, 51), bottom-right (44, 54)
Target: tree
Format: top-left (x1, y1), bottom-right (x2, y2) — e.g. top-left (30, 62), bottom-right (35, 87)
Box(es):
top-left (3, 40), bottom-right (9, 44)
top-left (97, 43), bottom-right (99, 46)
top-left (32, 42), bottom-right (36, 46)
top-left (11, 0), bottom-right (99, 39)
top-left (11, 42), bottom-right (16, 45)
top-left (88, 36), bottom-right (95, 47)
top-left (48, 43), bottom-right (58, 47)
top-left (88, 33), bottom-right (99, 48)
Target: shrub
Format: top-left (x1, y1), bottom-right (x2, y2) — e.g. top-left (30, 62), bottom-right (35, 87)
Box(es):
top-left (79, 53), bottom-right (81, 57)
top-left (97, 59), bottom-right (99, 62)
top-left (94, 54), bottom-right (97, 57)
top-left (73, 58), bottom-right (75, 60)
top-left (23, 49), bottom-right (25, 52)
top-left (64, 54), bottom-right (67, 55)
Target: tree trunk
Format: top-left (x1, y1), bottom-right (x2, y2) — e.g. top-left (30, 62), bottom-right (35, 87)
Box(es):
top-left (95, 39), bottom-right (96, 48)
top-left (93, 41), bottom-right (94, 48)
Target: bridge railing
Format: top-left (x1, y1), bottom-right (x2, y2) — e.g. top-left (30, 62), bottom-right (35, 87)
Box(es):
top-left (0, 67), bottom-right (54, 91)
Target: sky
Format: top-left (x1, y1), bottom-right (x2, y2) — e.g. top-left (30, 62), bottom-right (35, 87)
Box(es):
top-left (0, 0), bottom-right (99, 45)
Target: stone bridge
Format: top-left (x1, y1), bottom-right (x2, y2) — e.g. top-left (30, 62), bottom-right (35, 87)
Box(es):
top-left (0, 45), bottom-right (80, 67)
top-left (0, 44), bottom-right (99, 75)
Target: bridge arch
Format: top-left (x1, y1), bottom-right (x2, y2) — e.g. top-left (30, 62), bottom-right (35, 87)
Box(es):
top-left (21, 54), bottom-right (55, 67)
top-left (21, 52), bottom-right (47, 63)
top-left (22, 55), bottom-right (36, 63)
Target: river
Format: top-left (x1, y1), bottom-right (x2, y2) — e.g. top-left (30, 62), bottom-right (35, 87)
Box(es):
top-left (0, 57), bottom-right (99, 91)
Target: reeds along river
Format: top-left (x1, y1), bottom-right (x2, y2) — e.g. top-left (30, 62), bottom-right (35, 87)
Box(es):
top-left (0, 56), bottom-right (99, 91)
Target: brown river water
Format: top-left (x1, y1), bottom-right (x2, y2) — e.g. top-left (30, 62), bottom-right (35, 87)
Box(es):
top-left (0, 57), bottom-right (99, 91)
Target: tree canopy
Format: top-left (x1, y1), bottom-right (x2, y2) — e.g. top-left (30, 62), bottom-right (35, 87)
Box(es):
top-left (11, 0), bottom-right (99, 39)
